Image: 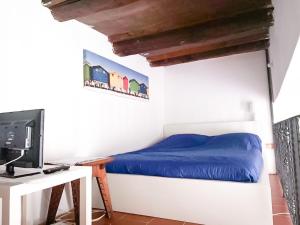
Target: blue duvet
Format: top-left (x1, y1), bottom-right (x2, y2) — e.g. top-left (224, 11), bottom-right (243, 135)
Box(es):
top-left (106, 133), bottom-right (263, 182)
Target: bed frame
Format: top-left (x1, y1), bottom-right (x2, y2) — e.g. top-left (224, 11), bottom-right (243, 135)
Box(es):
top-left (106, 121), bottom-right (273, 225)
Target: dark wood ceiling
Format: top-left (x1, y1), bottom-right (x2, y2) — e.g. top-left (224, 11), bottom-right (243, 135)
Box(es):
top-left (42, 0), bottom-right (274, 67)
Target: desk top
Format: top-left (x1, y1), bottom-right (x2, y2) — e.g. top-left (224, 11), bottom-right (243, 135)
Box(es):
top-left (0, 165), bottom-right (91, 188)
top-left (48, 156), bottom-right (113, 166)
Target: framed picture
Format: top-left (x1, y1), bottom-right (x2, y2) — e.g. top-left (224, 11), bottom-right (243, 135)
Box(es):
top-left (83, 49), bottom-right (149, 99)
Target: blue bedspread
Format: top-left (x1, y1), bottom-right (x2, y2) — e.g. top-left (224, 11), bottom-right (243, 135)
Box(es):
top-left (106, 133), bottom-right (263, 182)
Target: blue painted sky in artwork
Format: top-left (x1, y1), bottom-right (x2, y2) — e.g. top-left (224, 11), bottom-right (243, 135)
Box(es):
top-left (83, 49), bottom-right (149, 86)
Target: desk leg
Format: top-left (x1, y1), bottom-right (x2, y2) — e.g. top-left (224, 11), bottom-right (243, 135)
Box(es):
top-left (96, 167), bottom-right (113, 218)
top-left (80, 175), bottom-right (91, 225)
top-left (46, 183), bottom-right (66, 225)
top-left (2, 191), bottom-right (22, 225)
top-left (71, 179), bottom-right (80, 225)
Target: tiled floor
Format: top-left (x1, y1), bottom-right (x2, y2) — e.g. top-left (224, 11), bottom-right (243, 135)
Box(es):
top-left (56, 174), bottom-right (293, 225)
top-left (55, 210), bottom-right (201, 225)
top-left (269, 174), bottom-right (293, 225)
top-left (94, 212), bottom-right (200, 225)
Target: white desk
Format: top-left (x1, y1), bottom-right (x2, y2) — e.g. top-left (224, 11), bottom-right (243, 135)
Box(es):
top-left (0, 166), bottom-right (92, 225)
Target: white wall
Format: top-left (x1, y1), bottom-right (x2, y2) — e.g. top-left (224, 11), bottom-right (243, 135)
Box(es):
top-left (164, 51), bottom-right (274, 172)
top-left (269, 0), bottom-right (300, 122)
top-left (273, 38), bottom-right (300, 122)
top-left (0, 1), bottom-right (164, 224)
top-left (0, 0), bottom-right (164, 159)
top-left (269, 0), bottom-right (300, 99)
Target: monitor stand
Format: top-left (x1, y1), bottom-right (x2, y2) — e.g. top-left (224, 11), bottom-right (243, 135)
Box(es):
top-left (0, 164), bottom-right (41, 178)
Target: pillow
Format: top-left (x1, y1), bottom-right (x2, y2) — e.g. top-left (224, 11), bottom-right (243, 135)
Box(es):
top-left (205, 133), bottom-right (262, 152)
top-left (152, 134), bottom-right (209, 149)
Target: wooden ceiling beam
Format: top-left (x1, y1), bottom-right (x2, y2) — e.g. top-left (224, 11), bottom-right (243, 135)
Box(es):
top-left (146, 29), bottom-right (269, 62)
top-left (107, 0), bottom-right (272, 42)
top-left (149, 40), bottom-right (270, 67)
top-left (44, 0), bottom-right (139, 22)
top-left (112, 8), bottom-right (273, 56)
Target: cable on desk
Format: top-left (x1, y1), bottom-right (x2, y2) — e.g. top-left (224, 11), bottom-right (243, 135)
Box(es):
top-left (1, 150), bottom-right (25, 166)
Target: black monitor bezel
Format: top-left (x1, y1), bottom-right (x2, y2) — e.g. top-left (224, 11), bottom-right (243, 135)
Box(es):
top-left (0, 109), bottom-right (44, 168)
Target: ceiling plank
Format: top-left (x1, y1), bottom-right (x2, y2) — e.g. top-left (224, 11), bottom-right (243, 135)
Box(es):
top-left (112, 8), bottom-right (273, 56)
top-left (107, 0), bottom-right (272, 42)
top-left (45, 0), bottom-right (139, 22)
top-left (75, 0), bottom-right (272, 42)
top-left (149, 40), bottom-right (270, 67)
top-left (146, 29), bottom-right (269, 62)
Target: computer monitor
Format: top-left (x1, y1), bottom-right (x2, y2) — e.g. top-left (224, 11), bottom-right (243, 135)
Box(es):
top-left (0, 109), bottom-right (44, 178)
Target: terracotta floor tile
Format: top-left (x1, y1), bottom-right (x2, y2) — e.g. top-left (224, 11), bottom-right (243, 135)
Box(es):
top-left (184, 222), bottom-right (203, 225)
top-left (270, 175), bottom-right (294, 225)
top-left (148, 218), bottom-right (184, 225)
top-left (273, 215), bottom-right (293, 225)
top-left (94, 211), bottom-right (130, 225)
top-left (271, 196), bottom-right (287, 205)
top-left (122, 213), bottom-right (153, 223)
top-left (272, 203), bottom-right (289, 214)
top-left (111, 211), bottom-right (127, 217)
top-left (270, 176), bottom-right (283, 188)
top-left (272, 193), bottom-right (284, 199)
top-left (92, 211), bottom-right (106, 220)
top-left (91, 212), bottom-right (206, 225)
top-left (95, 218), bottom-right (111, 225)
top-left (269, 175), bottom-right (281, 183)
top-left (94, 216), bottom-right (125, 225)
top-left (97, 219), bottom-right (146, 225)
top-left (271, 187), bottom-right (284, 196)
top-left (118, 220), bottom-right (147, 225)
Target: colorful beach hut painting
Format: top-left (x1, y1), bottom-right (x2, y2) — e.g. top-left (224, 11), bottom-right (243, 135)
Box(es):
top-left (83, 63), bottom-right (91, 85)
top-left (123, 76), bottom-right (129, 93)
top-left (91, 65), bottom-right (110, 88)
top-left (139, 83), bottom-right (148, 97)
top-left (83, 49), bottom-right (149, 99)
top-left (129, 79), bottom-right (140, 95)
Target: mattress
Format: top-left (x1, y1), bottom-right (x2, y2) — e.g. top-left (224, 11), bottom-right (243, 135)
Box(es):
top-left (106, 133), bottom-right (263, 182)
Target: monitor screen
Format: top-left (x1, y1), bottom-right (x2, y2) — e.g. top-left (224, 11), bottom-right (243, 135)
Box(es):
top-left (0, 109), bottom-right (44, 169)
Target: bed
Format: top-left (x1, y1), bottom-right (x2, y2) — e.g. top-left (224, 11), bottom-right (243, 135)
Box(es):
top-left (106, 121), bottom-right (273, 225)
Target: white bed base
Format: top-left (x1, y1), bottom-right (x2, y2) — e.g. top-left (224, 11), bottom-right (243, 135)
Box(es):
top-left (107, 121), bottom-right (273, 225)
